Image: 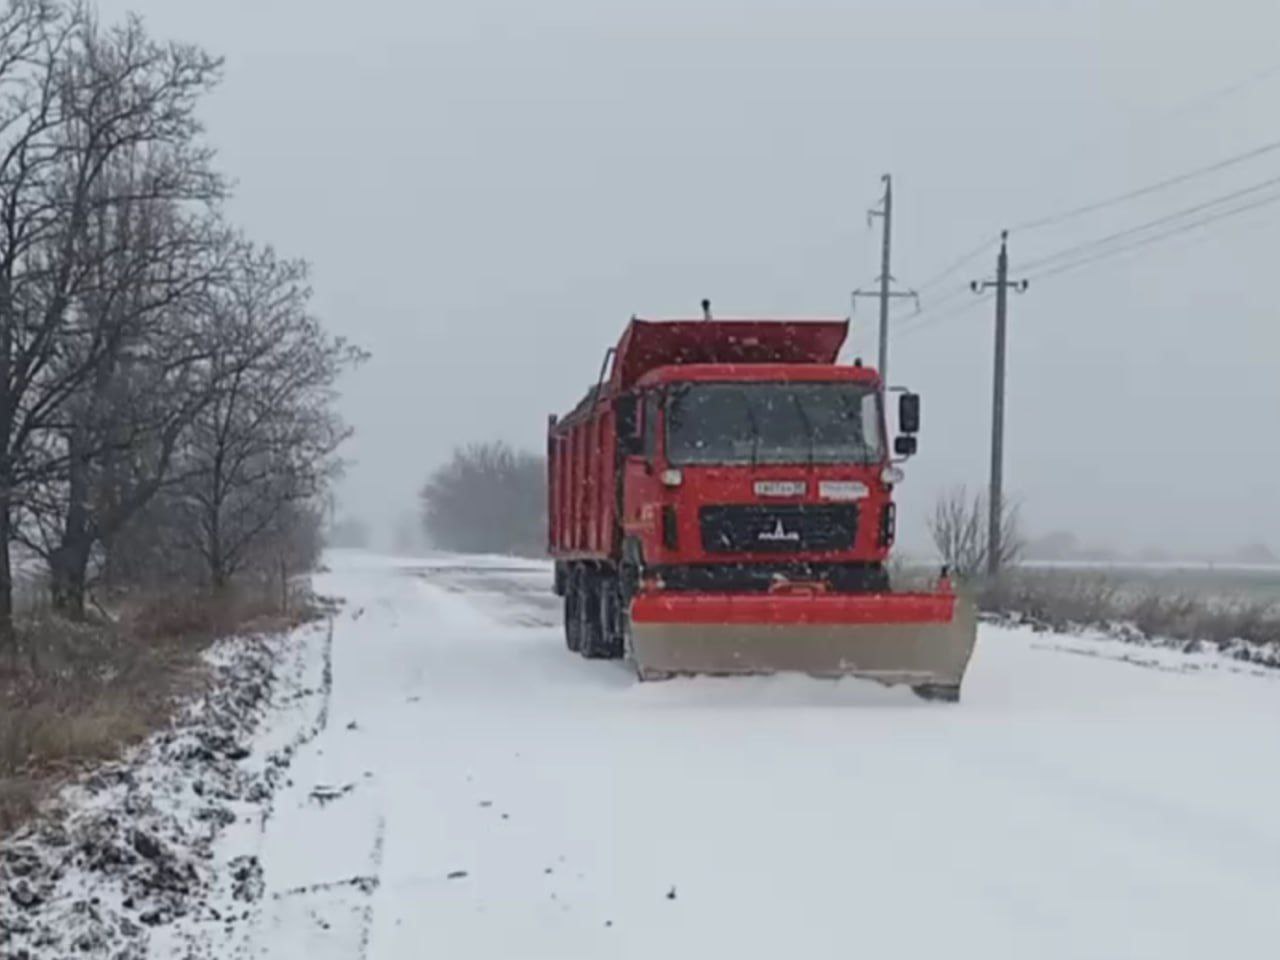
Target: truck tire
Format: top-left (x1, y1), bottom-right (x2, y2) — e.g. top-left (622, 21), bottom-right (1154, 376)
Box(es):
top-left (596, 574), bottom-right (626, 660)
top-left (564, 566), bottom-right (582, 653)
top-left (578, 569), bottom-right (608, 659)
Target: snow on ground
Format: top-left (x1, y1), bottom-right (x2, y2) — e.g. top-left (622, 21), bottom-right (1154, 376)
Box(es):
top-left (6, 549), bottom-right (1280, 958)
top-left (241, 551), bottom-right (1280, 959)
top-left (2, 616), bottom-right (333, 959)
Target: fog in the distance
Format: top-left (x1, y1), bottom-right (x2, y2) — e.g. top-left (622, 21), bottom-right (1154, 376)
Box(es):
top-left (98, 0), bottom-right (1280, 557)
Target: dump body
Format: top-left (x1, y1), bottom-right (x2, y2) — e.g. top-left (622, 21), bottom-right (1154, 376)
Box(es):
top-left (547, 316), bottom-right (976, 698)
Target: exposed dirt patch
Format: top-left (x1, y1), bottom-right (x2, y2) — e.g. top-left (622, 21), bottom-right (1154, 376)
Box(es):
top-left (0, 619), bottom-right (331, 958)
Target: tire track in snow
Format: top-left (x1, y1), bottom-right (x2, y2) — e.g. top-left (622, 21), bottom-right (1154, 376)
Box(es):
top-left (315, 615), bottom-right (335, 734)
top-left (240, 612), bottom-right (384, 959)
top-left (1032, 640), bottom-right (1280, 680)
top-left (257, 617), bottom-right (337, 837)
top-left (356, 815), bottom-right (387, 960)
top-left (222, 618), bottom-right (337, 958)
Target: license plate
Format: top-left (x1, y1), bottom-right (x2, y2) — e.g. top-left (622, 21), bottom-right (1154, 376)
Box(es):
top-left (819, 481), bottom-right (869, 501)
top-left (754, 480), bottom-right (806, 497)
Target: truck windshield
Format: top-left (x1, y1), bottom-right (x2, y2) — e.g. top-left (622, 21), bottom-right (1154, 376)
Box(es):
top-left (665, 382), bottom-right (884, 466)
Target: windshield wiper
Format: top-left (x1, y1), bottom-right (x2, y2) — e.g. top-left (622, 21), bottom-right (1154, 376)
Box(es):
top-left (738, 388), bottom-right (762, 466)
top-left (833, 390), bottom-right (872, 463)
top-left (790, 392), bottom-right (816, 468)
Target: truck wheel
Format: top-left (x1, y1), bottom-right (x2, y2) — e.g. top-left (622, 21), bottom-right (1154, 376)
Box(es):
top-left (578, 569), bottom-right (607, 659)
top-left (597, 574), bottom-right (626, 660)
top-left (564, 567), bottom-right (582, 653)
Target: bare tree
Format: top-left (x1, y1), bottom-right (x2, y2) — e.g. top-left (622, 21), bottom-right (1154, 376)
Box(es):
top-left (25, 76), bottom-right (229, 615)
top-left (0, 3), bottom-right (358, 634)
top-left (420, 442), bottom-right (546, 556)
top-left (0, 3), bottom-right (222, 632)
top-left (927, 485), bottom-right (1024, 579)
top-left (0, 0), bottom-right (80, 639)
top-left (170, 244), bottom-right (364, 589)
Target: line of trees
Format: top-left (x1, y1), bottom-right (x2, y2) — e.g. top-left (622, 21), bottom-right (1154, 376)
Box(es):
top-left (0, 1), bottom-right (363, 641)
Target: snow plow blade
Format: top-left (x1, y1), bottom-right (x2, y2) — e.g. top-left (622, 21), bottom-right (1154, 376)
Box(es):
top-left (628, 591), bottom-right (977, 694)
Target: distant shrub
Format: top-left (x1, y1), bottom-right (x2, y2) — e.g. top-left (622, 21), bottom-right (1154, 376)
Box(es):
top-left (419, 442), bottom-right (546, 556)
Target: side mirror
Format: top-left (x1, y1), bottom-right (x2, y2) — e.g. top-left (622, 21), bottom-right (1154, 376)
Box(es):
top-left (616, 395), bottom-right (644, 456)
top-left (894, 435), bottom-right (918, 457)
top-left (899, 392), bottom-right (921, 434)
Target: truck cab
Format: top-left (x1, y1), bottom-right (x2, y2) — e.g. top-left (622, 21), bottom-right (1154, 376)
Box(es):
top-left (617, 362), bottom-right (910, 595)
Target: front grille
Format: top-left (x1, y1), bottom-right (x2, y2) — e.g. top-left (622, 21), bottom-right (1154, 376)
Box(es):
top-left (699, 504), bottom-right (858, 553)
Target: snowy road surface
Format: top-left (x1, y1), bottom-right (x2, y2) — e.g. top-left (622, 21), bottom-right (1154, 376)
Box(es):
top-left (246, 550), bottom-right (1280, 959)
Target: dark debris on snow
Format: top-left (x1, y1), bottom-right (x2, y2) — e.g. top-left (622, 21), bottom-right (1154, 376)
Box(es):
top-left (0, 626), bottom-right (325, 959)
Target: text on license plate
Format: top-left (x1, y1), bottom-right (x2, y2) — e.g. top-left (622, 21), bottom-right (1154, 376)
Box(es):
top-left (754, 480), bottom-right (806, 497)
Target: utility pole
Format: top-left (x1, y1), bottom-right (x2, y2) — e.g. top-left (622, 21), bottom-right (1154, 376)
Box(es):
top-left (853, 174), bottom-right (917, 383)
top-left (971, 230), bottom-right (1028, 578)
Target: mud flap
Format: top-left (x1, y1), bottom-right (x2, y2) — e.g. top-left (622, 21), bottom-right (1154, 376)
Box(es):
top-left (628, 592), bottom-right (977, 690)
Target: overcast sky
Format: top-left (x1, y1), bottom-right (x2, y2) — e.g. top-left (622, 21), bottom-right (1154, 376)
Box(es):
top-left (100, 0), bottom-right (1280, 556)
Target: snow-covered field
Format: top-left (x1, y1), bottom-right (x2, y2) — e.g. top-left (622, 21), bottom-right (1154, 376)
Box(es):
top-left (6, 549), bottom-right (1280, 959)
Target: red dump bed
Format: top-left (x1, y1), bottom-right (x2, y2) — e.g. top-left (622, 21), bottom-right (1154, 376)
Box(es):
top-left (611, 318), bottom-right (848, 391)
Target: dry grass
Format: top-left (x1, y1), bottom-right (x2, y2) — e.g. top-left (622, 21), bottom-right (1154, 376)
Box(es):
top-left (978, 569), bottom-right (1280, 649)
top-left (123, 584), bottom-right (312, 644)
top-left (0, 582), bottom-right (317, 837)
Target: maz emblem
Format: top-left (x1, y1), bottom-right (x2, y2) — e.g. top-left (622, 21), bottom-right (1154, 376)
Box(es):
top-left (758, 519), bottom-right (801, 543)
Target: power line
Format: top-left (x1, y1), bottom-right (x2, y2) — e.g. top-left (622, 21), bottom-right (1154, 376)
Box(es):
top-left (1021, 171), bottom-right (1280, 273)
top-left (897, 56), bottom-right (1280, 315)
top-left (913, 236), bottom-right (997, 293)
top-left (891, 286), bottom-right (970, 331)
top-left (896, 290), bottom-right (993, 340)
top-left (1160, 59), bottom-right (1280, 120)
top-left (901, 189), bottom-right (1280, 334)
top-left (868, 64), bottom-right (1280, 348)
top-left (898, 137), bottom-right (1280, 323)
top-left (1026, 189), bottom-right (1280, 283)
top-left (903, 285), bottom-right (969, 321)
top-left (897, 150), bottom-right (1280, 335)
top-left (1052, 57), bottom-right (1280, 165)
top-left (893, 240), bottom-right (1004, 330)
top-left (1009, 134), bottom-right (1280, 233)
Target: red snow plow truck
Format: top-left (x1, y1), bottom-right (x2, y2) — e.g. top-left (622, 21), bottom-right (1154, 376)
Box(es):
top-left (546, 307), bottom-right (976, 701)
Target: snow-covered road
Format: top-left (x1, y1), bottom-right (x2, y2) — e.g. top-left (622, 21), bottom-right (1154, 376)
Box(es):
top-left (247, 550), bottom-right (1280, 959)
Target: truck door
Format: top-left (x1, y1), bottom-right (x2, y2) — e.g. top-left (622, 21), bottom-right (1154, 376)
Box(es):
top-left (620, 391), bottom-right (663, 553)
